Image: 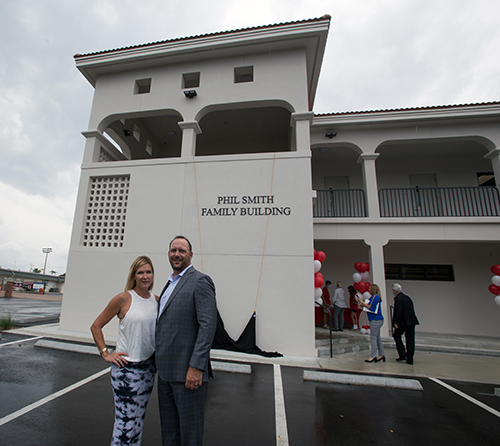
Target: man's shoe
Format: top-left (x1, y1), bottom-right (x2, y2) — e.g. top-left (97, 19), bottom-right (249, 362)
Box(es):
top-left (406, 360), bottom-right (413, 365)
top-left (395, 357), bottom-right (407, 362)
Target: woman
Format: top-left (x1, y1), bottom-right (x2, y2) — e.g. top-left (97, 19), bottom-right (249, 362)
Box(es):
top-left (357, 283), bottom-right (385, 363)
top-left (348, 285), bottom-right (359, 330)
top-left (91, 256), bottom-right (158, 446)
top-left (331, 281), bottom-right (347, 332)
top-left (322, 280), bottom-right (332, 328)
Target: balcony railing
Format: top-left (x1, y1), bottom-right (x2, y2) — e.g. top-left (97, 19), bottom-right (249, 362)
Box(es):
top-left (379, 186), bottom-right (500, 217)
top-left (313, 189), bottom-right (366, 217)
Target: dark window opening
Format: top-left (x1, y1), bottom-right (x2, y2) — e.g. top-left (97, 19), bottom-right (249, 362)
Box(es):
top-left (477, 172), bottom-right (496, 187)
top-left (134, 78), bottom-right (151, 94)
top-left (183, 72), bottom-right (200, 89)
top-left (234, 66), bottom-right (254, 83)
top-left (385, 264), bottom-right (454, 281)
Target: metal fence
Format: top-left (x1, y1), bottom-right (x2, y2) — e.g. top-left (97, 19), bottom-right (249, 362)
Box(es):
top-left (313, 189), bottom-right (366, 217)
top-left (379, 186), bottom-right (500, 217)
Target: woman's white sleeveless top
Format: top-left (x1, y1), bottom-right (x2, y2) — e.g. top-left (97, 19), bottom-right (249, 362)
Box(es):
top-left (115, 290), bottom-right (157, 362)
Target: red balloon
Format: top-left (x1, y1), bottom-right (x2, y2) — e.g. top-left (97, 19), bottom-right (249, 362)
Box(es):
top-left (488, 284), bottom-right (500, 296)
top-left (491, 265), bottom-right (500, 276)
top-left (315, 251), bottom-right (326, 263)
top-left (315, 276), bottom-right (324, 288)
top-left (356, 281), bottom-right (369, 293)
top-left (360, 263), bottom-right (370, 273)
top-left (315, 272), bottom-right (323, 279)
top-left (354, 262), bottom-right (362, 272)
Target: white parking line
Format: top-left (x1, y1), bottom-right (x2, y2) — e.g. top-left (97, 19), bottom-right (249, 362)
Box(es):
top-left (274, 364), bottom-right (289, 446)
top-left (430, 377), bottom-right (500, 419)
top-left (0, 367), bottom-right (111, 427)
top-left (0, 336), bottom-right (43, 347)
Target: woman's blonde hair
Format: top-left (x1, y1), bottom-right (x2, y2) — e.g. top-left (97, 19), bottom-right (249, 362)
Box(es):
top-left (125, 256), bottom-right (154, 291)
top-left (369, 283), bottom-right (381, 300)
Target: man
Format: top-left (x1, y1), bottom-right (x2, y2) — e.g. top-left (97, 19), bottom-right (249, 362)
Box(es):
top-left (156, 236), bottom-right (217, 445)
top-left (392, 283), bottom-right (419, 365)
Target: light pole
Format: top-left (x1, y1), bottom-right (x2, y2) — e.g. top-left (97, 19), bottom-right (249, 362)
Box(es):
top-left (42, 248), bottom-right (52, 274)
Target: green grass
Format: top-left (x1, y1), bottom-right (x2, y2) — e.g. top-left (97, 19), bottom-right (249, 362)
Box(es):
top-left (0, 312), bottom-right (13, 330)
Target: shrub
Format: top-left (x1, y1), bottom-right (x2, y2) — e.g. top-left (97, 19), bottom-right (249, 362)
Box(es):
top-left (0, 312), bottom-right (13, 330)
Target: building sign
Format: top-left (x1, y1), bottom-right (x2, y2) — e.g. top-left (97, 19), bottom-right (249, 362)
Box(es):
top-left (201, 195), bottom-right (291, 217)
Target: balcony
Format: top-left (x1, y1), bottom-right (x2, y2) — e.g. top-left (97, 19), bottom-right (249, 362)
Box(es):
top-left (313, 189), bottom-right (366, 217)
top-left (379, 186), bottom-right (500, 217)
top-left (313, 187), bottom-right (500, 218)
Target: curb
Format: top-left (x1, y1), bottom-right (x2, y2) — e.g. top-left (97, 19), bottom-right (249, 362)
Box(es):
top-left (303, 370), bottom-right (423, 391)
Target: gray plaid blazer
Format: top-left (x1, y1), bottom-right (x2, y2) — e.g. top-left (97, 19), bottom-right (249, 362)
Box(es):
top-left (155, 267), bottom-right (217, 382)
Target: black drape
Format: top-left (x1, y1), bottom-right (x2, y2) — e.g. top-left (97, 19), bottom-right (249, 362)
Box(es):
top-left (212, 310), bottom-right (282, 357)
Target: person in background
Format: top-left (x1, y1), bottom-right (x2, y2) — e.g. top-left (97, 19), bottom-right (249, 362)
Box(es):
top-left (322, 280), bottom-right (332, 328)
top-left (331, 281), bottom-right (347, 331)
top-left (392, 283), bottom-right (419, 365)
top-left (91, 256), bottom-right (158, 446)
top-left (348, 285), bottom-right (359, 330)
top-left (357, 283), bottom-right (385, 363)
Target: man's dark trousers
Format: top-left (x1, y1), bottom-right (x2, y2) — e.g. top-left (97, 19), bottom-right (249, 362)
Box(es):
top-left (393, 325), bottom-right (416, 362)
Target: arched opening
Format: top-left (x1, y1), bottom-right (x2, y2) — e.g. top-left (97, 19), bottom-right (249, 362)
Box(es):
top-left (196, 106), bottom-right (292, 156)
top-left (99, 110), bottom-right (183, 160)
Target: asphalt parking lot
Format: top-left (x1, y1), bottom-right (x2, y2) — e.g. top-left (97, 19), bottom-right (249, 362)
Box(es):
top-left (1, 332), bottom-right (500, 446)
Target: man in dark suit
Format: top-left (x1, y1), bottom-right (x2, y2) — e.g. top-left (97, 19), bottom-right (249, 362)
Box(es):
top-left (156, 236), bottom-right (217, 446)
top-left (392, 283), bottom-right (419, 365)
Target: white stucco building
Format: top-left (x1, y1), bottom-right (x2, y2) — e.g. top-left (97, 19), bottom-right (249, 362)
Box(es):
top-left (60, 16), bottom-right (500, 356)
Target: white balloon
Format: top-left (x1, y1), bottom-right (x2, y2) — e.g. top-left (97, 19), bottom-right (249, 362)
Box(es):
top-left (352, 272), bottom-right (361, 283)
top-left (315, 296), bottom-right (323, 305)
top-left (356, 292), bottom-right (363, 299)
top-left (314, 260), bottom-right (322, 273)
top-left (315, 287), bottom-right (323, 299)
top-left (361, 271), bottom-right (370, 281)
top-left (360, 328), bottom-right (367, 334)
top-left (363, 291), bottom-right (371, 300)
top-left (492, 275), bottom-right (500, 286)
top-left (495, 295), bottom-right (500, 306)
top-left (366, 329), bottom-right (371, 334)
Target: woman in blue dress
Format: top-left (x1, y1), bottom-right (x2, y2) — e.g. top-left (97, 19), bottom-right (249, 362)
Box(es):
top-left (357, 284), bottom-right (385, 363)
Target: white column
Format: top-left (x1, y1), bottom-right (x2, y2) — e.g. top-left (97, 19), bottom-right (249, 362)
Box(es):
top-left (357, 153), bottom-right (380, 218)
top-left (484, 148), bottom-right (500, 184)
top-left (365, 238), bottom-right (390, 337)
top-left (290, 112), bottom-right (314, 152)
top-left (178, 121), bottom-right (202, 158)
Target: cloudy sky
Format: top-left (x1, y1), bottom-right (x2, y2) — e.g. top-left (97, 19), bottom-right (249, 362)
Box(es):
top-left (1, 0), bottom-right (499, 274)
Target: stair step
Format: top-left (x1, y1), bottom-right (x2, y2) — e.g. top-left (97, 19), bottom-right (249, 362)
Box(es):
top-left (317, 342), bottom-right (370, 357)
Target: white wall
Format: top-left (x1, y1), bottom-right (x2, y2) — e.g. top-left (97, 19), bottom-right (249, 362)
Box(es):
top-left (60, 152), bottom-right (317, 356)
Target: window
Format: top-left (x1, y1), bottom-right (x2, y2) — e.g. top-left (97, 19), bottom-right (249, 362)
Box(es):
top-left (234, 66), bottom-right (253, 83)
top-left (385, 264), bottom-right (454, 281)
top-left (182, 72), bottom-right (200, 89)
top-left (477, 172), bottom-right (496, 187)
top-left (134, 78), bottom-right (151, 94)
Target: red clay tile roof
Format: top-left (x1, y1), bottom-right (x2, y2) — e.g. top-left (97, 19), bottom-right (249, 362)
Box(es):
top-left (74, 15), bottom-right (331, 59)
top-left (314, 101), bottom-right (500, 117)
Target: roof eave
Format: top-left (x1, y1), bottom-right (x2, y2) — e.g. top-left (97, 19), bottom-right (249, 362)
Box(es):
top-left (75, 16), bottom-right (331, 101)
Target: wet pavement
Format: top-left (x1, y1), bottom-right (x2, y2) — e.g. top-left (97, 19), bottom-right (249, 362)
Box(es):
top-left (1, 296), bottom-right (500, 445)
top-left (0, 292), bottom-right (62, 327)
top-left (1, 332), bottom-right (500, 446)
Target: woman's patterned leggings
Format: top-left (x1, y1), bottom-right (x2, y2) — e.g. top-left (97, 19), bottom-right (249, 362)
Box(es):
top-left (110, 356), bottom-right (156, 445)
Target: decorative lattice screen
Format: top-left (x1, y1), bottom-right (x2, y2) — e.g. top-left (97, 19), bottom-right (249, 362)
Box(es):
top-left (82, 175), bottom-right (130, 248)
